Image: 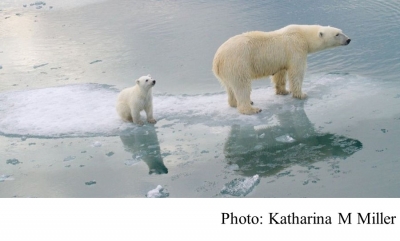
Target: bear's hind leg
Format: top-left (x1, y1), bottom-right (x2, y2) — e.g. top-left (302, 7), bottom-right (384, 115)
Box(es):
top-left (272, 70), bottom-right (289, 95)
top-left (226, 86), bottom-right (237, 107)
top-left (125, 115), bottom-right (133, 122)
top-left (232, 82), bottom-right (261, 115)
top-left (117, 103), bottom-right (133, 122)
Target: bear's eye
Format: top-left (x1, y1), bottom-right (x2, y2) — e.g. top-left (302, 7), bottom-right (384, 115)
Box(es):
top-left (146, 79), bottom-right (148, 82)
top-left (335, 33), bottom-right (339, 37)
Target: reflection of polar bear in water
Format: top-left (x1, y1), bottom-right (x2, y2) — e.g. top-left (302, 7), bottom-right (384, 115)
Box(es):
top-left (213, 25), bottom-right (351, 114)
top-left (224, 103), bottom-right (362, 177)
top-left (120, 126), bottom-right (167, 175)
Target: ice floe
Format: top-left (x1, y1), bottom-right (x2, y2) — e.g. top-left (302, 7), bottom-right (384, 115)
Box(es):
top-left (0, 74), bottom-right (372, 138)
top-left (146, 185), bottom-right (169, 198)
top-left (221, 174), bottom-right (260, 197)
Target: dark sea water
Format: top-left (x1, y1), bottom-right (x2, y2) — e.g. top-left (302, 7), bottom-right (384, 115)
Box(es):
top-left (0, 0), bottom-right (399, 197)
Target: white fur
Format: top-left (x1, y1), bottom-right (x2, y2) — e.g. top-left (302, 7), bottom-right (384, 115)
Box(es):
top-left (212, 24), bottom-right (351, 115)
top-left (116, 74), bottom-right (157, 125)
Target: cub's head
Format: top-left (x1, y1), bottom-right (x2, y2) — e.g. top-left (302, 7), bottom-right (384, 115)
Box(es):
top-left (136, 74), bottom-right (156, 90)
top-left (318, 26), bottom-right (351, 49)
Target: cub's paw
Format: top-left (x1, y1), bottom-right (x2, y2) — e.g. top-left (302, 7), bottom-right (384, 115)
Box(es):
top-left (276, 89), bottom-right (290, 95)
top-left (292, 92), bottom-right (308, 100)
top-left (147, 118), bottom-right (157, 124)
top-left (133, 119), bottom-right (144, 126)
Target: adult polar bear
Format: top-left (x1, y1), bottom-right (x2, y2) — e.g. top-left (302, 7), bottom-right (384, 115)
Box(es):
top-left (212, 25), bottom-right (351, 115)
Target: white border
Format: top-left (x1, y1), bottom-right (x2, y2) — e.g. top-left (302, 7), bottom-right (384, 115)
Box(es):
top-left (1, 198), bottom-right (399, 240)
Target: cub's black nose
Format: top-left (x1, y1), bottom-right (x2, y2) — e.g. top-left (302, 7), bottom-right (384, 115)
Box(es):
top-left (346, 39), bottom-right (351, 44)
top-left (152, 80), bottom-right (156, 85)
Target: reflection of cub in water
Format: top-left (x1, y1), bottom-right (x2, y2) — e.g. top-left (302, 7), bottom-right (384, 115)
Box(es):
top-left (224, 106), bottom-right (362, 177)
top-left (120, 126), bottom-right (168, 175)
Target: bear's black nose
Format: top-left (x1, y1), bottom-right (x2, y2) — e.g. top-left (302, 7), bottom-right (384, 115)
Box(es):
top-left (152, 80), bottom-right (156, 85)
top-left (346, 39), bottom-right (351, 44)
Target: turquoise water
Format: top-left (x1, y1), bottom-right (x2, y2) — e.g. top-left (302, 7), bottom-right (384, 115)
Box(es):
top-left (0, 0), bottom-right (399, 197)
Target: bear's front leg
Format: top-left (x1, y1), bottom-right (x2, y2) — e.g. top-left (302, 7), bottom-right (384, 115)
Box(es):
top-left (272, 70), bottom-right (290, 95)
top-left (288, 63), bottom-right (307, 99)
top-left (144, 102), bottom-right (156, 124)
top-left (131, 107), bottom-right (144, 126)
top-left (290, 77), bottom-right (307, 99)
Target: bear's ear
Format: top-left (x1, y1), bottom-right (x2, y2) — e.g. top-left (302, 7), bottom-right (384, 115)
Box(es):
top-left (319, 32), bottom-right (323, 37)
top-left (147, 74), bottom-right (152, 78)
top-left (136, 79), bottom-right (140, 85)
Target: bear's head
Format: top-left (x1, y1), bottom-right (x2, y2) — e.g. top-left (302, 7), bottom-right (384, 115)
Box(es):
top-left (318, 26), bottom-right (351, 49)
top-left (136, 74), bottom-right (156, 90)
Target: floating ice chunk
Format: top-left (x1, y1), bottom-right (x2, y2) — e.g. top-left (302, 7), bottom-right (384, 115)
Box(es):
top-left (6, 158), bottom-right (21, 165)
top-left (63, 155), bottom-right (76, 162)
top-left (124, 157), bottom-right (142, 166)
top-left (0, 174), bottom-right (14, 182)
top-left (147, 145), bottom-right (159, 149)
top-left (125, 155), bottom-right (142, 166)
top-left (275, 134), bottom-right (296, 143)
top-left (90, 60), bottom-right (102, 64)
top-left (85, 180), bottom-right (96, 186)
top-left (221, 175), bottom-right (260, 197)
top-left (226, 164), bottom-right (239, 171)
top-left (259, 133), bottom-right (265, 138)
top-left (33, 63), bottom-right (48, 69)
top-left (91, 141), bottom-right (102, 147)
top-left (146, 185), bottom-right (169, 198)
top-left (253, 144), bottom-right (263, 150)
top-left (33, 1), bottom-right (46, 6)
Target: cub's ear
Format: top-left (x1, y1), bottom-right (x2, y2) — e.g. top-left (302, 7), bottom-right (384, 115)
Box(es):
top-left (136, 79), bottom-right (140, 84)
top-left (319, 32), bottom-right (323, 37)
top-left (147, 74), bottom-right (152, 78)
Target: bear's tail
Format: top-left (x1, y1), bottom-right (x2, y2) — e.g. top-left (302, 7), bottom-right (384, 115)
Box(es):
top-left (212, 56), bottom-right (222, 78)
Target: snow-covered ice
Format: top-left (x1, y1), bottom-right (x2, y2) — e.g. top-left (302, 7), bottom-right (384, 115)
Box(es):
top-left (0, 75), bottom-right (374, 138)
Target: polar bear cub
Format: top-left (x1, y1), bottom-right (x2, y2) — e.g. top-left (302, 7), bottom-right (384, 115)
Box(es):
top-left (116, 74), bottom-right (157, 125)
